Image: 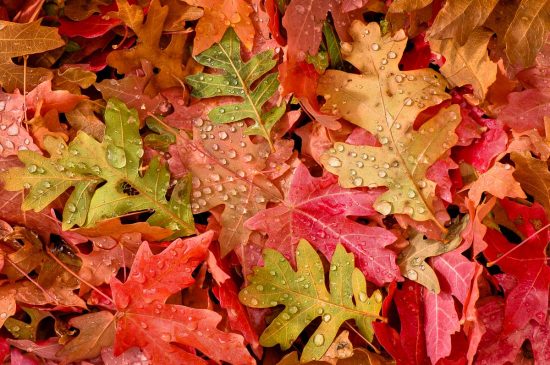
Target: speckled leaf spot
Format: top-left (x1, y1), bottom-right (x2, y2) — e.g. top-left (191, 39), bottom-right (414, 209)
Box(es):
top-left (318, 21), bottom-right (461, 228)
top-left (398, 217), bottom-right (467, 292)
top-left (169, 118), bottom-right (282, 256)
top-left (185, 28), bottom-right (286, 150)
top-left (239, 239), bottom-right (383, 362)
top-left (0, 98), bottom-right (194, 236)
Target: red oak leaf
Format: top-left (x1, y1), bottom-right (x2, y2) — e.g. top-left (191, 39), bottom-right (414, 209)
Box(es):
top-left (111, 230), bottom-right (255, 365)
top-left (483, 200), bottom-right (550, 334)
top-left (246, 163), bottom-right (399, 286)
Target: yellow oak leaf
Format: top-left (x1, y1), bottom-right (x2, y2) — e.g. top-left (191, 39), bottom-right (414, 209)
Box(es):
top-left (184, 0), bottom-right (255, 55)
top-left (318, 21), bottom-right (459, 230)
top-left (430, 28), bottom-right (497, 102)
top-left (0, 21), bottom-right (65, 92)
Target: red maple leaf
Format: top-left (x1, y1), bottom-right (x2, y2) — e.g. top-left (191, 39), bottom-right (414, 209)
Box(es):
top-left (246, 163), bottom-right (399, 286)
top-left (111, 231), bottom-right (255, 365)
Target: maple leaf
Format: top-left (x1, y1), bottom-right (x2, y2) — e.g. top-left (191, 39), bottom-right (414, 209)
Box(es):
top-left (186, 28), bottom-right (286, 149)
top-left (423, 290), bottom-right (460, 363)
top-left (427, 0), bottom-right (499, 44)
top-left (168, 118), bottom-right (282, 256)
top-left (318, 21), bottom-right (459, 228)
top-left (467, 162), bottom-right (526, 203)
top-left (0, 99), bottom-right (194, 235)
top-left (111, 231), bottom-right (255, 365)
top-left (56, 311), bottom-right (115, 363)
top-left (484, 200), bottom-right (550, 334)
top-left (239, 239), bottom-right (383, 362)
top-left (430, 29), bottom-right (497, 101)
top-left (0, 91), bottom-right (41, 158)
top-left (511, 152), bottom-right (550, 213)
top-left (246, 163), bottom-right (400, 286)
top-left (0, 21), bottom-right (65, 92)
top-left (398, 217), bottom-right (466, 293)
top-left (184, 0), bottom-right (255, 56)
top-left (107, 0), bottom-right (195, 94)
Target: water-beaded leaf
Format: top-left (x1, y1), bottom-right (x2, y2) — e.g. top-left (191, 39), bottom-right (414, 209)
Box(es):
top-left (0, 99), bottom-right (194, 236)
top-left (318, 21), bottom-right (461, 229)
top-left (239, 239), bottom-right (383, 362)
top-left (185, 28), bottom-right (286, 149)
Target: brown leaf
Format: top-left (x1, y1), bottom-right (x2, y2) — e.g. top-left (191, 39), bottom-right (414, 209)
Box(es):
top-left (0, 21), bottom-right (65, 92)
top-left (511, 152), bottom-right (550, 213)
top-left (430, 28), bottom-right (497, 102)
top-left (57, 311), bottom-right (115, 363)
top-left (428, 0), bottom-right (499, 44)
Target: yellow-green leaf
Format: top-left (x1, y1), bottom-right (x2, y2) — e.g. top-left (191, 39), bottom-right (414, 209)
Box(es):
top-left (239, 239), bottom-right (383, 362)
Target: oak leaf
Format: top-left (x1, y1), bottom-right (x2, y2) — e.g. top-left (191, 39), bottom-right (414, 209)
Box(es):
top-left (246, 163), bottom-right (400, 286)
top-left (0, 99), bottom-right (194, 235)
top-left (398, 218), bottom-right (466, 293)
top-left (186, 28), bottom-right (286, 149)
top-left (0, 21), bottom-right (65, 92)
top-left (168, 118), bottom-right (282, 256)
top-left (111, 231), bottom-right (255, 365)
top-left (239, 239), bottom-right (383, 362)
top-left (107, 0), bottom-right (195, 94)
top-left (430, 29), bottom-right (497, 101)
top-left (318, 21), bottom-right (459, 228)
top-left (184, 0), bottom-right (255, 56)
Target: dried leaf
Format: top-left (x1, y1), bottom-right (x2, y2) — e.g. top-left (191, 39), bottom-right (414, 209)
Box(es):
top-left (430, 29), bottom-right (497, 101)
top-left (0, 21), bottom-right (65, 92)
top-left (511, 152), bottom-right (550, 213)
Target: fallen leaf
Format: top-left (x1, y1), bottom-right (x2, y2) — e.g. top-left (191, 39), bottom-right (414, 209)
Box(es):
top-left (0, 21), bottom-right (64, 92)
top-left (246, 163), bottom-right (399, 286)
top-left (239, 239), bottom-right (383, 362)
top-left (430, 29), bottom-right (497, 101)
top-left (467, 162), bottom-right (526, 203)
top-left (511, 152), bottom-right (550, 213)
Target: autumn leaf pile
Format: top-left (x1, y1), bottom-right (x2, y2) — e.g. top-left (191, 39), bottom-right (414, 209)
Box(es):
top-left (0, 0), bottom-right (549, 364)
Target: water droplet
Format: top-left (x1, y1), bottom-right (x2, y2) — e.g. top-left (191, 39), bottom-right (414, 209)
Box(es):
top-left (227, 149), bottom-right (237, 158)
top-left (27, 164), bottom-right (37, 173)
top-left (323, 314), bottom-right (331, 322)
top-left (407, 269), bottom-right (418, 281)
top-left (371, 43), bottom-right (380, 51)
top-left (106, 145), bottom-right (127, 168)
top-left (313, 334), bottom-right (325, 346)
top-left (377, 170), bottom-right (387, 178)
top-left (327, 156), bottom-right (342, 168)
top-left (282, 313), bottom-right (290, 320)
top-left (330, 264), bottom-right (337, 271)
top-left (376, 201), bottom-right (393, 215)
top-left (387, 51), bottom-right (397, 59)
top-left (243, 153), bottom-right (253, 162)
top-left (256, 285), bottom-right (264, 291)
top-left (374, 291), bottom-right (383, 303)
top-left (289, 306), bottom-right (298, 314)
top-left (6, 123), bottom-right (19, 136)
top-left (404, 98), bottom-right (413, 106)
top-left (218, 131), bottom-right (228, 140)
top-left (353, 177), bottom-right (363, 186)
top-left (407, 189), bottom-right (416, 198)
top-left (359, 292), bottom-right (368, 302)
top-left (250, 298), bottom-right (259, 305)
top-left (23, 183), bottom-right (31, 189)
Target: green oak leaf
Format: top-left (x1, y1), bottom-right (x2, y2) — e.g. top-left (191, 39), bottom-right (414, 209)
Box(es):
top-left (185, 28), bottom-right (286, 150)
top-left (239, 239), bottom-right (383, 362)
top-left (0, 99), bottom-right (194, 237)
